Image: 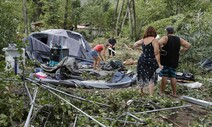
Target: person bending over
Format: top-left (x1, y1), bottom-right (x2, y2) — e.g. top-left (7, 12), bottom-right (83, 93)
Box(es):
top-left (89, 43), bottom-right (111, 70)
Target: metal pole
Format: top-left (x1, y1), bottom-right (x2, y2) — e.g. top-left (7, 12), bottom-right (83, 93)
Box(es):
top-left (26, 78), bottom-right (110, 107)
top-left (47, 89), bottom-right (106, 127)
top-left (181, 96), bottom-right (212, 108)
top-left (78, 114), bottom-right (144, 125)
top-left (42, 83), bottom-right (110, 107)
top-left (25, 78), bottom-right (108, 127)
top-left (133, 104), bottom-right (192, 115)
top-left (72, 115), bottom-right (78, 127)
top-left (123, 113), bottom-right (129, 126)
top-left (126, 112), bottom-right (146, 123)
top-left (14, 57), bottom-right (18, 75)
top-left (24, 87), bottom-right (38, 127)
top-left (23, 82), bottom-right (33, 102)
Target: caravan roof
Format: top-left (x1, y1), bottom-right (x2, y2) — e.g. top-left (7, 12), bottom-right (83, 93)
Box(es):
top-left (25, 29), bottom-right (92, 63)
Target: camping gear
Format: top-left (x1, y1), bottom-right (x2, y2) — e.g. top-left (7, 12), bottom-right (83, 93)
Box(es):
top-left (40, 56), bottom-right (82, 79)
top-left (109, 60), bottom-right (126, 71)
top-left (34, 68), bottom-right (43, 73)
top-left (24, 29), bottom-right (93, 63)
top-left (37, 56), bottom-right (137, 88)
top-left (176, 72), bottom-right (195, 82)
top-left (32, 70), bottom-right (137, 89)
top-left (181, 96), bottom-right (212, 108)
top-left (199, 59), bottom-right (212, 72)
top-left (35, 72), bottom-right (47, 79)
top-left (101, 60), bottom-right (126, 71)
top-left (49, 46), bottom-right (69, 66)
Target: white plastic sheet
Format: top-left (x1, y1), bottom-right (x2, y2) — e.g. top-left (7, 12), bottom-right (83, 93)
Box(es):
top-left (178, 82), bottom-right (202, 88)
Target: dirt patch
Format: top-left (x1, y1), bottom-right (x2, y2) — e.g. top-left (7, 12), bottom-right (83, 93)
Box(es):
top-left (165, 103), bottom-right (210, 127)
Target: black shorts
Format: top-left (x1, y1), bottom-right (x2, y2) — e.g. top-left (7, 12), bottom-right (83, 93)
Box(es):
top-left (159, 66), bottom-right (176, 78)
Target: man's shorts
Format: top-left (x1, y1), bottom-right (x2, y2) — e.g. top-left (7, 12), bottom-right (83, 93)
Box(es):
top-left (89, 49), bottom-right (98, 58)
top-left (159, 66), bottom-right (176, 78)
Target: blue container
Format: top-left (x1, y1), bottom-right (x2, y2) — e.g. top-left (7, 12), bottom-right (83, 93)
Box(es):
top-left (34, 68), bottom-right (43, 73)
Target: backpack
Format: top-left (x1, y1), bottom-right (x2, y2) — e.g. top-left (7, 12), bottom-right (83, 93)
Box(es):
top-left (109, 60), bottom-right (126, 71)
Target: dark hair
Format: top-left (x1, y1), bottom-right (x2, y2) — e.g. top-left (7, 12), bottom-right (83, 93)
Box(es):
top-left (105, 43), bottom-right (110, 47)
top-left (143, 26), bottom-right (157, 38)
top-left (166, 26), bottom-right (174, 34)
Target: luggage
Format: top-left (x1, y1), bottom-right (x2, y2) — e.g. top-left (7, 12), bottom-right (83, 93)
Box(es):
top-left (176, 72), bottom-right (195, 82)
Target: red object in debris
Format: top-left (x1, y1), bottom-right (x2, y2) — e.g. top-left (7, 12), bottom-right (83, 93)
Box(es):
top-left (35, 72), bottom-right (47, 79)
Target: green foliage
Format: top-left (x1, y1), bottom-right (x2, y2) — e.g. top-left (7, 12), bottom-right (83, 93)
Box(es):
top-left (0, 0), bottom-right (20, 53)
top-left (0, 75), bottom-right (25, 126)
top-left (80, 3), bottom-right (112, 32)
top-left (39, 0), bottom-right (62, 28)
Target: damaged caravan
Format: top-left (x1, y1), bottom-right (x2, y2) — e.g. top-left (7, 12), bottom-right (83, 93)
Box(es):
top-left (24, 29), bottom-right (93, 63)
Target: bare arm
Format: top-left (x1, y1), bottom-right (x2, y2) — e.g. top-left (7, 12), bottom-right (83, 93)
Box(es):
top-left (101, 45), bottom-right (107, 61)
top-left (133, 39), bottom-right (143, 48)
top-left (158, 36), bottom-right (168, 48)
top-left (180, 38), bottom-right (191, 53)
top-left (152, 39), bottom-right (162, 68)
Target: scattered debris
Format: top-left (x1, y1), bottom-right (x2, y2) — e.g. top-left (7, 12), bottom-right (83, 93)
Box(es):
top-left (178, 82), bottom-right (202, 88)
top-left (123, 58), bottom-right (137, 65)
top-left (126, 99), bottom-right (134, 106)
top-left (133, 104), bottom-right (192, 114)
top-left (199, 59), bottom-right (212, 72)
top-left (181, 96), bottom-right (212, 108)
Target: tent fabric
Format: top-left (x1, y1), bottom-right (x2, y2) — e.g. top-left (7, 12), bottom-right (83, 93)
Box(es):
top-left (24, 29), bottom-right (93, 63)
top-left (40, 56), bottom-right (81, 75)
top-left (38, 72), bottom-right (137, 89)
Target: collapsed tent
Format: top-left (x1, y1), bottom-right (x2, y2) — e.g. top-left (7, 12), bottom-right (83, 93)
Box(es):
top-left (30, 56), bottom-right (137, 89)
top-left (24, 29), bottom-right (137, 89)
top-left (24, 29), bottom-right (93, 63)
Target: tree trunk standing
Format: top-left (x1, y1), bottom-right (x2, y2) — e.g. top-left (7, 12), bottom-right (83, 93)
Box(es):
top-left (131, 0), bottom-right (136, 40)
top-left (23, 0), bottom-right (28, 35)
top-left (63, 0), bottom-right (69, 29)
top-left (71, 1), bottom-right (75, 30)
top-left (113, 0), bottom-right (119, 33)
top-left (127, 0), bottom-right (132, 38)
top-left (120, 4), bottom-right (129, 36)
top-left (115, 0), bottom-right (125, 36)
top-left (176, 1), bottom-right (182, 15)
top-left (136, 21), bottom-right (144, 40)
